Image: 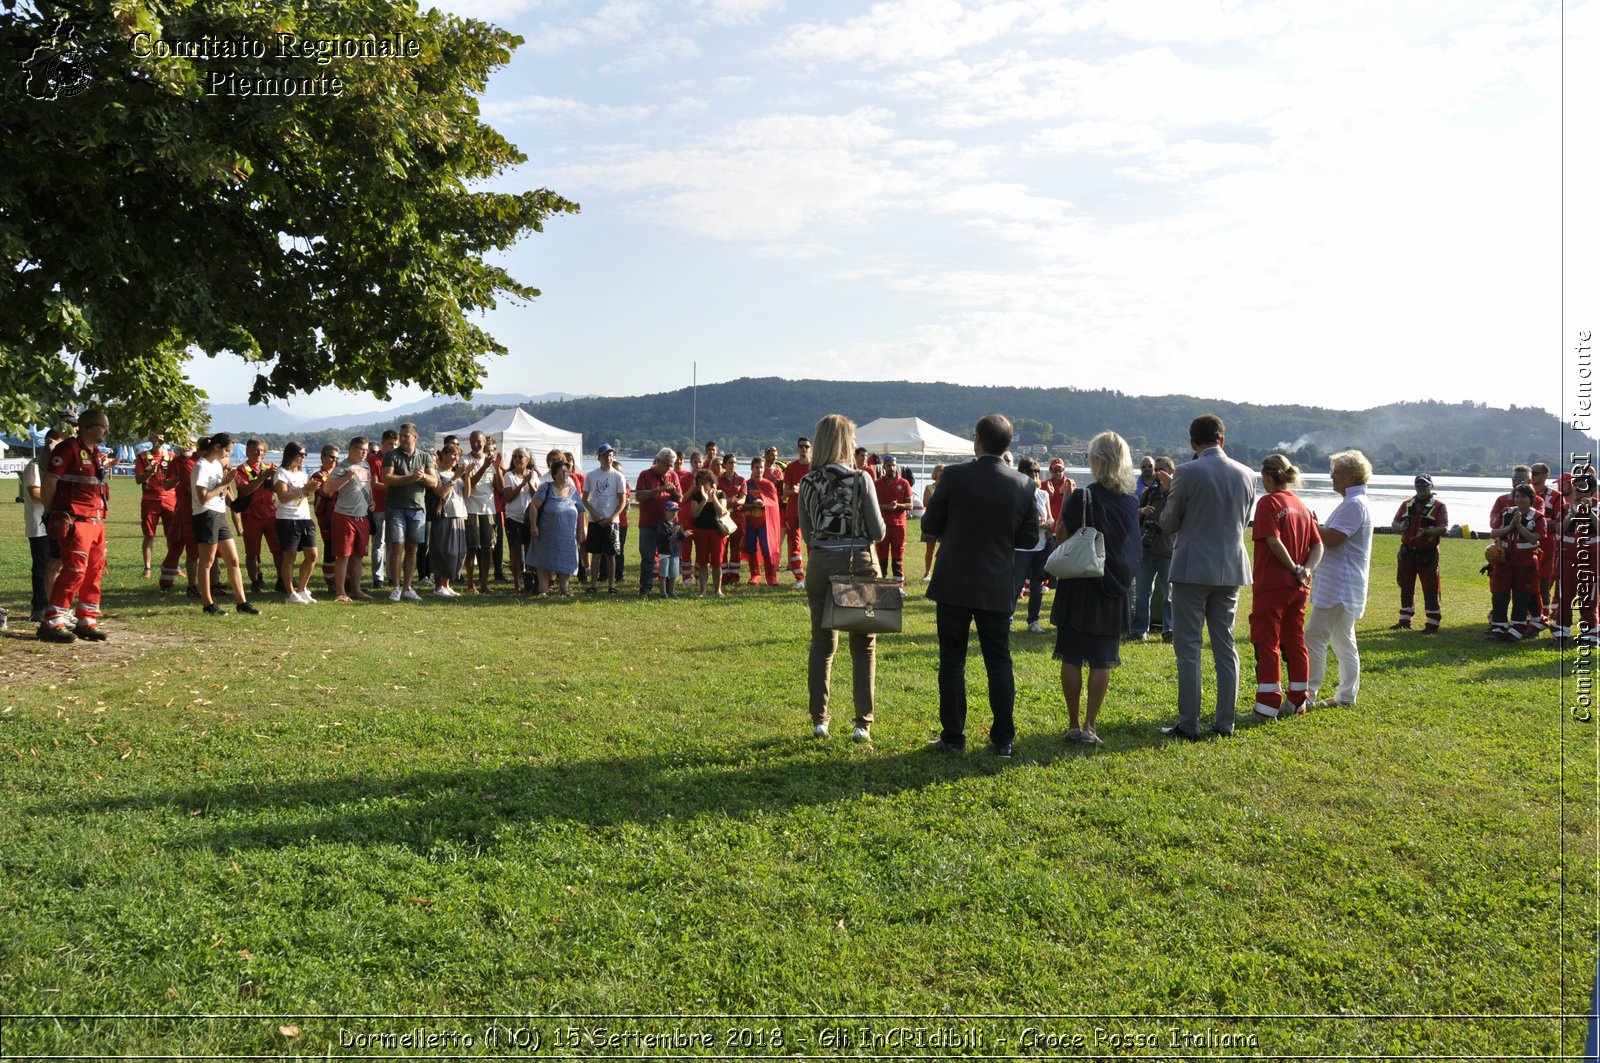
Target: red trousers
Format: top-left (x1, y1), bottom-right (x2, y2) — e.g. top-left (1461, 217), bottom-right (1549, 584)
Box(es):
top-left (1395, 547), bottom-right (1441, 628)
top-left (876, 522), bottom-right (907, 580)
top-left (1249, 584), bottom-right (1310, 713)
top-left (46, 516), bottom-right (106, 630)
top-left (1490, 563), bottom-right (1540, 637)
top-left (242, 513), bottom-right (281, 559)
top-left (743, 523), bottom-right (779, 585)
top-left (782, 512), bottom-right (805, 581)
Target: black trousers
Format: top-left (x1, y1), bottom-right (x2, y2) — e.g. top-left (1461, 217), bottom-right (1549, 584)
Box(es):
top-left (935, 602), bottom-right (1016, 748)
top-left (30, 535), bottom-right (50, 615)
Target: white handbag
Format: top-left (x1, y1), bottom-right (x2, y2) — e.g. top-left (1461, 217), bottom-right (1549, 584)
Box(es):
top-left (1044, 488), bottom-right (1105, 579)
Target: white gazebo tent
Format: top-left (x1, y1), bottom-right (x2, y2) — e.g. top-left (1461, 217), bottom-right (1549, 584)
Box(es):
top-left (435, 407), bottom-right (582, 470)
top-left (853, 416), bottom-right (974, 461)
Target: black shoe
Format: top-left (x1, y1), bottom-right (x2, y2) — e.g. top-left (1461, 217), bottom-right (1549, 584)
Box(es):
top-left (1160, 632), bottom-right (1174, 644)
top-left (186, 586), bottom-right (200, 598)
top-left (927, 737), bottom-right (965, 754)
top-left (250, 579), bottom-right (265, 595)
top-left (236, 602), bottom-right (260, 615)
top-left (37, 624), bottom-right (77, 644)
top-left (1161, 725), bottom-right (1201, 741)
top-left (202, 603), bottom-right (226, 616)
top-left (74, 626), bottom-right (108, 642)
top-left (992, 742), bottom-right (1014, 759)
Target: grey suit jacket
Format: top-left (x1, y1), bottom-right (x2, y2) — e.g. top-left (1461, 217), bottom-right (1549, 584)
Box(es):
top-left (922, 454), bottom-right (1039, 613)
top-left (1158, 446), bottom-right (1257, 586)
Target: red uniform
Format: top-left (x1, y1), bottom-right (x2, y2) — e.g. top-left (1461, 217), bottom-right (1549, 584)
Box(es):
top-left (1392, 495), bottom-right (1448, 630)
top-left (43, 437), bottom-right (110, 633)
top-left (234, 461), bottom-right (281, 564)
top-left (135, 446), bottom-right (177, 535)
top-left (1556, 501), bottom-right (1599, 640)
top-left (1249, 491), bottom-right (1321, 715)
top-left (1043, 475), bottom-right (1075, 527)
top-left (873, 474), bottom-right (913, 581)
top-left (781, 459), bottom-right (810, 582)
top-left (675, 469), bottom-right (697, 564)
top-left (1536, 486), bottom-right (1564, 621)
top-left (313, 471), bottom-right (336, 590)
top-left (742, 477), bottom-right (782, 586)
top-left (718, 473), bottom-right (746, 584)
top-left (1492, 505), bottom-right (1546, 639)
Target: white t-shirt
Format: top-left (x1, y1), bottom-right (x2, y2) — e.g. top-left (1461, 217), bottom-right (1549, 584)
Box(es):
top-left (436, 469), bottom-right (468, 520)
top-left (21, 459), bottom-right (45, 537)
top-left (502, 467), bottom-right (537, 523)
top-left (463, 453), bottom-right (498, 516)
top-left (1019, 486), bottom-right (1051, 552)
top-left (333, 459), bottom-right (372, 518)
top-left (274, 467), bottom-right (310, 520)
top-left (584, 467), bottom-right (627, 521)
top-left (1311, 485), bottom-right (1373, 615)
top-left (193, 458), bottom-right (227, 514)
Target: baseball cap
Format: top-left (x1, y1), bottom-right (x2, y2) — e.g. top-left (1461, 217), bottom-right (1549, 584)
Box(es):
top-left (1414, 474), bottom-right (1433, 489)
top-left (1049, 457), bottom-right (1065, 469)
top-left (663, 501), bottom-right (679, 511)
top-left (597, 444), bottom-right (615, 455)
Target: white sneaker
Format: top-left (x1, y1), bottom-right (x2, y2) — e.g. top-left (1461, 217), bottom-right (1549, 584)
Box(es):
top-left (389, 587), bottom-right (403, 603)
top-left (417, 577), bottom-right (434, 588)
top-left (922, 573), bottom-right (932, 582)
top-left (401, 587), bottom-right (422, 602)
top-left (1028, 621), bottom-right (1046, 634)
top-left (794, 580), bottom-right (806, 591)
top-left (286, 591), bottom-right (303, 604)
top-left (301, 591), bottom-right (317, 603)
top-left (813, 723), bottom-right (829, 738)
top-left (852, 726), bottom-right (871, 743)
top-left (434, 587), bottom-right (452, 598)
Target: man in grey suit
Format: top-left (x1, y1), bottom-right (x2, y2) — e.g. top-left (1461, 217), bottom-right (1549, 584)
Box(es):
top-left (921, 413), bottom-right (1040, 758)
top-left (1157, 414), bottom-right (1257, 739)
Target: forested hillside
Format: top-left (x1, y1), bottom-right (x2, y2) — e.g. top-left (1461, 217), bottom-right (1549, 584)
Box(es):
top-left (226, 380), bottom-right (1585, 475)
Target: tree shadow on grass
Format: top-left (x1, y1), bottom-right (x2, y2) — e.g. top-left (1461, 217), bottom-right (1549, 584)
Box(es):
top-left (45, 726), bottom-right (1191, 855)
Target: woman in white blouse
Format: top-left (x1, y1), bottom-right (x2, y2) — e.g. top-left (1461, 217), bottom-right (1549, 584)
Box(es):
top-left (191, 434), bottom-right (258, 616)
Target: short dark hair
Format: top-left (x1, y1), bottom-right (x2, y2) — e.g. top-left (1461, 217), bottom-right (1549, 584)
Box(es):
top-left (350, 436), bottom-right (368, 449)
top-left (381, 429), bottom-right (399, 443)
top-left (974, 413), bottom-right (1013, 455)
top-left (797, 437), bottom-right (811, 447)
top-left (1189, 415), bottom-right (1225, 446)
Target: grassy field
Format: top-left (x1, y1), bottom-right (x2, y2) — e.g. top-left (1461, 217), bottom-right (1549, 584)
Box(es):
top-left (0, 477), bottom-right (1594, 1058)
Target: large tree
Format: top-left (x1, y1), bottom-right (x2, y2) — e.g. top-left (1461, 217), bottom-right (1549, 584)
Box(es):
top-left (0, 0), bottom-right (577, 439)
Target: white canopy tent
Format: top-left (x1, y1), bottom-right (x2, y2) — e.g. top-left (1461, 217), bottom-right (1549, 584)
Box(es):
top-left (853, 416), bottom-right (973, 459)
top-left (435, 408), bottom-right (582, 469)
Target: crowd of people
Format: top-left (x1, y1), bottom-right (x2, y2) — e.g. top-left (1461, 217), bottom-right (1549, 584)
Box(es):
top-left (15, 407), bottom-right (1596, 752)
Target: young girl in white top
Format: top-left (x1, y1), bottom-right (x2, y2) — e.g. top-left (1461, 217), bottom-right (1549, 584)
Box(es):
top-left (190, 434), bottom-right (258, 616)
top-left (429, 444), bottom-right (469, 597)
top-left (272, 441), bottom-right (322, 603)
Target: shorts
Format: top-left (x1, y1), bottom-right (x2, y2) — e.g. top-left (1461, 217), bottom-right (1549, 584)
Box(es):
top-left (385, 507), bottom-right (428, 545)
top-left (276, 518), bottom-right (318, 554)
top-left (194, 510), bottom-right (233, 544)
top-left (465, 512), bottom-right (496, 549)
top-left (1052, 627), bottom-right (1121, 670)
top-left (585, 520), bottom-right (621, 556)
top-left (140, 500), bottom-right (174, 537)
top-left (506, 518), bottom-right (531, 554)
top-left (331, 512), bottom-right (371, 559)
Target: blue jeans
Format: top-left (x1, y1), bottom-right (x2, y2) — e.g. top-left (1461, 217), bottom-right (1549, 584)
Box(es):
top-left (385, 507), bottom-right (427, 545)
top-left (1131, 552), bottom-right (1172, 635)
top-left (638, 525), bottom-right (660, 594)
top-left (935, 603), bottom-right (1016, 748)
top-left (1011, 548), bottom-right (1048, 624)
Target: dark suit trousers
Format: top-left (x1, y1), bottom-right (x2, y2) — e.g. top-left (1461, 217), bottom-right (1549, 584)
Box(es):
top-left (935, 603), bottom-right (1015, 747)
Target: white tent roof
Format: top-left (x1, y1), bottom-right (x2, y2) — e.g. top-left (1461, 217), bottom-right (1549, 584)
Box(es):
top-left (854, 416), bottom-right (973, 456)
top-left (435, 407), bottom-right (582, 466)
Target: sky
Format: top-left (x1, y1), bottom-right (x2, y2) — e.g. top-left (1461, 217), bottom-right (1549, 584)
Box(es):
top-left (181, 0), bottom-right (1590, 422)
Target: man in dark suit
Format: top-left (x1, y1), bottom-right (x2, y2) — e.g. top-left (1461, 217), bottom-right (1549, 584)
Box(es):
top-left (921, 413), bottom-right (1040, 757)
top-left (1157, 414), bottom-right (1257, 739)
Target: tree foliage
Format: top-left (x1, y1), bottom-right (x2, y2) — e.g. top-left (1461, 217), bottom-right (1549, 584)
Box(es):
top-left (0, 0), bottom-right (577, 439)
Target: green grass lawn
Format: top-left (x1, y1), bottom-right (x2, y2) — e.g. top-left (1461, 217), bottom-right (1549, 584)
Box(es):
top-left (1, 478), bottom-right (1594, 1058)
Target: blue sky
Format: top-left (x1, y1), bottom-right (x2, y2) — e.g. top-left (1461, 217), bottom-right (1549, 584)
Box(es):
top-left (183, 0), bottom-right (1585, 421)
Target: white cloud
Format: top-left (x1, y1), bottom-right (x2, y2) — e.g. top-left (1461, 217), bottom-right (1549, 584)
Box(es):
top-left (766, 0), bottom-right (1039, 66)
top-left (481, 94), bottom-right (657, 125)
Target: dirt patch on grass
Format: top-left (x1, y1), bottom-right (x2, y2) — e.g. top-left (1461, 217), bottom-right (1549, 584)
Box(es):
top-left (0, 627), bottom-right (200, 688)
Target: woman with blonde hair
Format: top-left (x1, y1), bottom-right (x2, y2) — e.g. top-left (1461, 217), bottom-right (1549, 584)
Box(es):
top-left (1049, 430), bottom-right (1140, 744)
top-left (1249, 455), bottom-right (1323, 718)
top-left (1306, 449), bottom-right (1373, 708)
top-left (798, 414), bottom-right (887, 742)
top-left (920, 463), bottom-right (944, 581)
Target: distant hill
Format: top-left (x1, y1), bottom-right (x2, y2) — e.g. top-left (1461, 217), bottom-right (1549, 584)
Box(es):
top-left (207, 392), bottom-right (582, 434)
top-left (213, 378), bottom-right (1593, 476)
